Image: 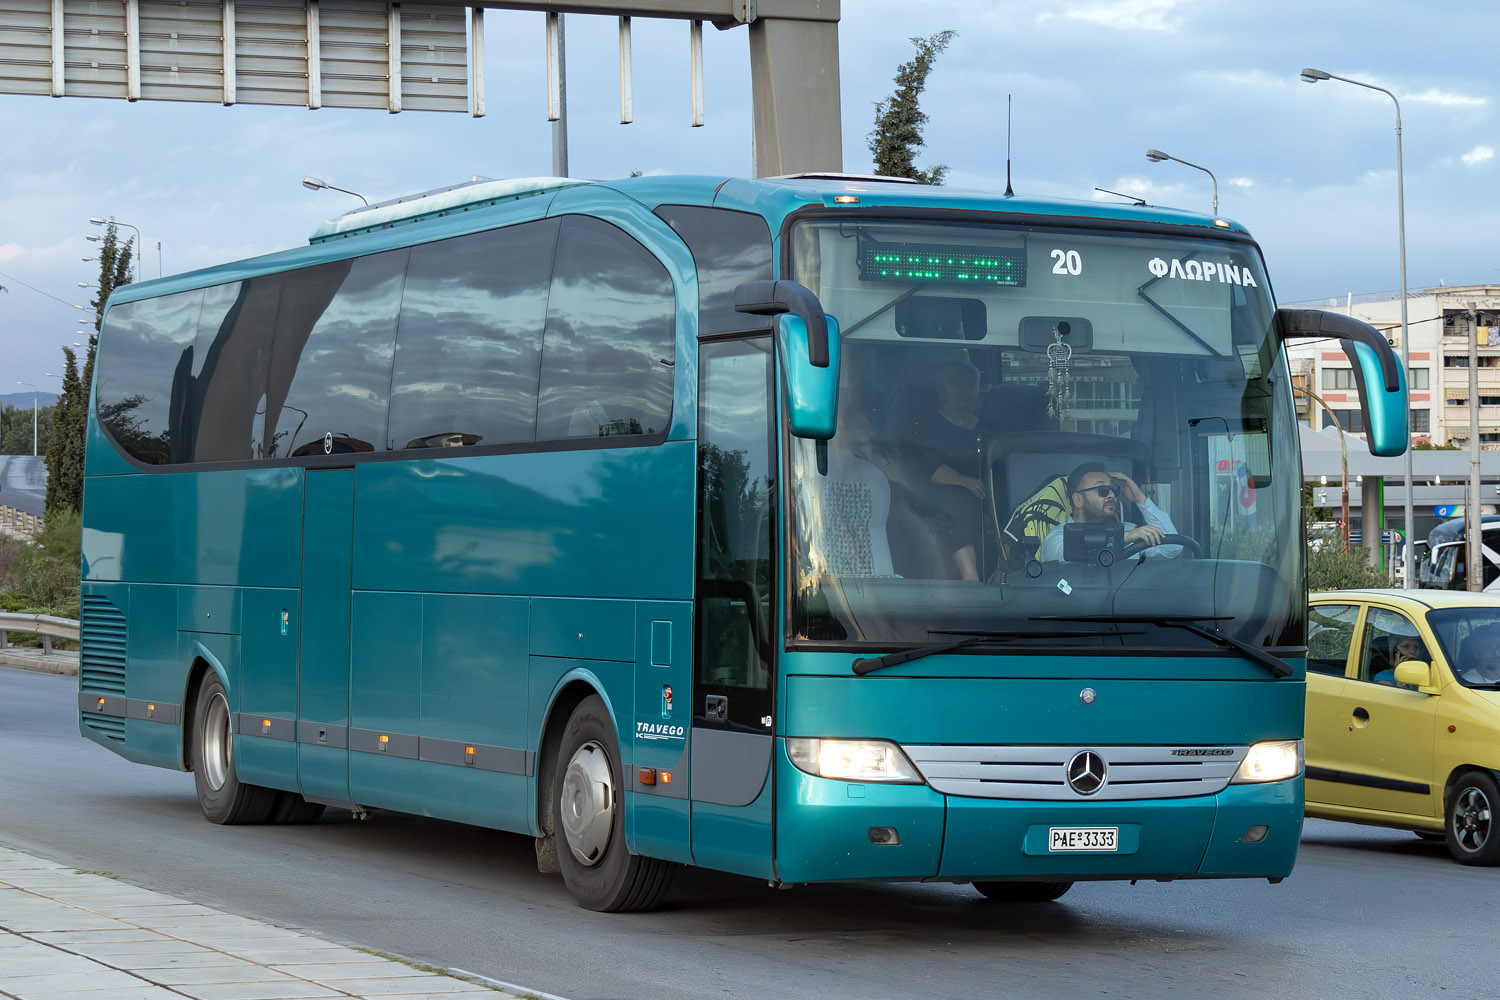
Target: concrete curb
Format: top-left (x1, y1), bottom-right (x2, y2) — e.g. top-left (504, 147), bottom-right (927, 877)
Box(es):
top-left (0, 648), bottom-right (78, 676)
top-left (0, 846), bottom-right (536, 998)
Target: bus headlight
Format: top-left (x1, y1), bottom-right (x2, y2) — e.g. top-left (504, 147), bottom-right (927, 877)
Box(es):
top-left (1230, 739), bottom-right (1303, 784)
top-left (786, 738), bottom-right (923, 783)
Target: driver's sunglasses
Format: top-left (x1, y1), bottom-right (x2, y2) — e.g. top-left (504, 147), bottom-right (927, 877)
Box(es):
top-left (1078, 484), bottom-right (1119, 498)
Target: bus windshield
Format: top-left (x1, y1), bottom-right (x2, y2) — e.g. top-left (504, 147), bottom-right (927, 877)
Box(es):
top-left (787, 218), bottom-right (1303, 650)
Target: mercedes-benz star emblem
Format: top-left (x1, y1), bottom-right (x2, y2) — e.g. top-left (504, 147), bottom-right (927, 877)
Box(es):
top-left (1066, 750), bottom-right (1107, 795)
top-left (1080, 687), bottom-right (1097, 705)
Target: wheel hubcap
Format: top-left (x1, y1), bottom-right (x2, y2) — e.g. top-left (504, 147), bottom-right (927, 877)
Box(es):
top-left (1453, 786), bottom-right (1492, 853)
top-left (560, 740), bottom-right (615, 866)
top-left (202, 692), bottom-right (232, 791)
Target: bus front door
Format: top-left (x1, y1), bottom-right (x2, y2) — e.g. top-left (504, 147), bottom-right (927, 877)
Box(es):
top-left (690, 339), bottom-right (776, 878)
top-left (297, 467), bottom-right (354, 804)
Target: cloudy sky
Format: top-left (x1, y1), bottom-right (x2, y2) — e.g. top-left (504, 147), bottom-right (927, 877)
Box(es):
top-left (3, 0), bottom-right (1497, 392)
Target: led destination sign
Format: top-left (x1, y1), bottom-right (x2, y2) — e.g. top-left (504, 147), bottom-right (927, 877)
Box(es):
top-left (858, 239), bottom-right (1027, 286)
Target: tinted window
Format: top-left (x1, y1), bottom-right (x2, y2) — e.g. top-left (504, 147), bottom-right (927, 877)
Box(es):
top-left (263, 251), bottom-right (408, 458)
top-left (388, 221), bottom-right (556, 450)
top-left (536, 216), bottom-right (674, 441)
top-left (656, 205), bottom-right (772, 336)
top-left (189, 276), bottom-right (283, 462)
top-left (95, 288), bottom-right (205, 464)
top-left (1308, 604), bottom-right (1359, 676)
top-left (696, 338), bottom-right (774, 730)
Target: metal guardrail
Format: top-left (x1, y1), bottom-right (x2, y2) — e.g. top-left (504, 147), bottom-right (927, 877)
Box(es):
top-left (0, 612), bottom-right (79, 654)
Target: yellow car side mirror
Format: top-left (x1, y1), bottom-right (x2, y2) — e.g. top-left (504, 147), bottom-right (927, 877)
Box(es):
top-left (1393, 661), bottom-right (1438, 694)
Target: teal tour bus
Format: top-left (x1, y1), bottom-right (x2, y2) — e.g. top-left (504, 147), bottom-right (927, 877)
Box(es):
top-left (78, 173), bottom-right (1408, 910)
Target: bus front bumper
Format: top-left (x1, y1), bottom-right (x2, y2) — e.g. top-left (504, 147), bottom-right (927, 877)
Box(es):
top-left (773, 749), bottom-right (1302, 885)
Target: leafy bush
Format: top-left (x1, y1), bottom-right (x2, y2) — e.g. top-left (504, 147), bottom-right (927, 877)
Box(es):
top-left (16, 509), bottom-right (81, 606)
top-left (1309, 534), bottom-right (1390, 592)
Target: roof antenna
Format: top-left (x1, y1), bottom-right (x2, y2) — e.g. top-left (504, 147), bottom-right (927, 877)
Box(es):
top-left (1004, 94), bottom-right (1015, 197)
top-left (1095, 186), bottom-right (1146, 207)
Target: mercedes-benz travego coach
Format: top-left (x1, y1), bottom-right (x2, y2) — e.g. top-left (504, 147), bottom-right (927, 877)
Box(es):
top-left (78, 173), bottom-right (1407, 910)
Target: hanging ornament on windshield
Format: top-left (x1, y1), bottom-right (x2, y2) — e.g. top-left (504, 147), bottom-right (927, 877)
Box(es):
top-left (1047, 326), bottom-right (1073, 421)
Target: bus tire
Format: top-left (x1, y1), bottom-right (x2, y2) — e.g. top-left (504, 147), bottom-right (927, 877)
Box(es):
top-left (271, 792), bottom-right (326, 825)
top-left (190, 672), bottom-right (278, 825)
top-left (1446, 769), bottom-right (1500, 866)
top-left (972, 880), bottom-right (1073, 902)
top-left (552, 695), bottom-right (675, 911)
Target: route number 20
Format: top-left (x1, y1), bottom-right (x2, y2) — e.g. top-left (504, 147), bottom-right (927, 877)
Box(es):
top-left (1051, 249), bottom-right (1082, 275)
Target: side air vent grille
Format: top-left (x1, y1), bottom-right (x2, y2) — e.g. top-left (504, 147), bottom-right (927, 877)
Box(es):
top-left (81, 712), bottom-right (126, 742)
top-left (79, 595), bottom-right (127, 696)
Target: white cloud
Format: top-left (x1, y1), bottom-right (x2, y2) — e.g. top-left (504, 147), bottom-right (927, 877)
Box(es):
top-left (1462, 145), bottom-right (1495, 166)
top-left (0, 244), bottom-right (20, 263)
top-left (1229, 177), bottom-right (1255, 190)
top-left (1054, 0), bottom-right (1190, 32)
top-left (1408, 88), bottom-right (1487, 107)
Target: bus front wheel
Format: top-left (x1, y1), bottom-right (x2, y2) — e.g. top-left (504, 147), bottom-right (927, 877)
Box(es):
top-left (552, 695), bottom-right (675, 911)
top-left (972, 881), bottom-right (1073, 903)
top-left (190, 672), bottom-right (278, 825)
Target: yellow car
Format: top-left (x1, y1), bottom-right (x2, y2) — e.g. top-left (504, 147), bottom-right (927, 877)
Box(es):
top-left (1306, 589), bottom-right (1500, 865)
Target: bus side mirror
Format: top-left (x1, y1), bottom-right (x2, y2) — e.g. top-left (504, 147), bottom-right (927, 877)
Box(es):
top-left (777, 313), bottom-right (841, 440)
top-left (1279, 308), bottom-right (1408, 457)
top-left (735, 280), bottom-right (840, 439)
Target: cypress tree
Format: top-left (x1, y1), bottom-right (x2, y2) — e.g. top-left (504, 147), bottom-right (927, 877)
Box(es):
top-left (868, 30), bottom-right (957, 185)
top-left (45, 222), bottom-right (132, 517)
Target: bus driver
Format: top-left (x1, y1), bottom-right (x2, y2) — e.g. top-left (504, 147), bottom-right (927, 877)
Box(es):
top-left (1038, 461), bottom-right (1181, 562)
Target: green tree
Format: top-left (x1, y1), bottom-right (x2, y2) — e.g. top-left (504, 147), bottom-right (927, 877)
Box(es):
top-left (868, 30), bottom-right (956, 185)
top-left (44, 221), bottom-right (132, 517)
top-left (1, 403), bottom-right (57, 455)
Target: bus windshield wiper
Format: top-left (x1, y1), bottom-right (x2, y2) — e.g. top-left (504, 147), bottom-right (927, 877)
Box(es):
top-left (852, 628), bottom-right (1142, 676)
top-left (1031, 614), bottom-right (1292, 679)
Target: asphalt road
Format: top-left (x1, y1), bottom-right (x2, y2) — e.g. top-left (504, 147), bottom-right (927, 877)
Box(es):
top-left (0, 454), bottom-right (46, 517)
top-left (2, 664), bottom-right (1494, 1000)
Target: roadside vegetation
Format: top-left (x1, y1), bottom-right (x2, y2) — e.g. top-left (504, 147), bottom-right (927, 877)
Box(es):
top-left (0, 510), bottom-right (82, 648)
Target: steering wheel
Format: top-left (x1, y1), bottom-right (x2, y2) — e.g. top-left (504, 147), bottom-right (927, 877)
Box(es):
top-left (1121, 533), bottom-right (1202, 559)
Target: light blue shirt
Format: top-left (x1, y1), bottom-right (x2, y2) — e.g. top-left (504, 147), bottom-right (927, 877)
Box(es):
top-left (1037, 497), bottom-right (1180, 562)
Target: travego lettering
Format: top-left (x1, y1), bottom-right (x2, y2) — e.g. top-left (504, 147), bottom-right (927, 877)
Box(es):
top-left (636, 722), bottom-right (686, 741)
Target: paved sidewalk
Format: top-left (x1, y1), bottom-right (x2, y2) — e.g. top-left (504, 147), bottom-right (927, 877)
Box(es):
top-left (0, 848), bottom-right (529, 1000)
top-left (0, 648), bottom-right (77, 677)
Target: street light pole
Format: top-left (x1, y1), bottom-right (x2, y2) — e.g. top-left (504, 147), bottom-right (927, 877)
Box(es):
top-left (1145, 149), bottom-right (1218, 215)
top-left (1301, 67), bottom-right (1413, 586)
top-left (14, 381), bottom-right (38, 456)
top-left (88, 218), bottom-right (144, 279)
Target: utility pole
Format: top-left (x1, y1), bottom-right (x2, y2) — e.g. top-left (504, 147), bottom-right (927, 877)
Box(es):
top-left (1469, 303), bottom-right (1483, 591)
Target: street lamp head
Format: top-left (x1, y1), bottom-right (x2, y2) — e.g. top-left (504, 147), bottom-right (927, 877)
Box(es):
top-left (1145, 149), bottom-right (1169, 162)
top-left (1300, 68), bottom-right (1330, 83)
top-left (302, 176), bottom-right (328, 191)
top-left (88, 217), bottom-right (106, 226)
top-left (85, 233), bottom-right (100, 242)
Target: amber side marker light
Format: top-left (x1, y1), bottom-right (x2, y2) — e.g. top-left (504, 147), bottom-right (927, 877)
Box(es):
top-left (638, 767), bottom-right (657, 785)
top-left (833, 195), bottom-right (860, 204)
top-left (660, 771), bottom-right (672, 784)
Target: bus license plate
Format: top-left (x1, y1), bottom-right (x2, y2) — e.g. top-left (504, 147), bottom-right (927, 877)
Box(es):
top-left (1047, 827), bottom-right (1118, 852)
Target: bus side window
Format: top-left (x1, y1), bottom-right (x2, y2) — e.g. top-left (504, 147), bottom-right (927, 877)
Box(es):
top-left (655, 205), bottom-right (773, 337)
top-left (264, 251), bottom-right (407, 459)
top-left (95, 288), bottom-right (206, 465)
top-left (537, 216), bottom-right (675, 442)
top-left (388, 221), bottom-right (557, 451)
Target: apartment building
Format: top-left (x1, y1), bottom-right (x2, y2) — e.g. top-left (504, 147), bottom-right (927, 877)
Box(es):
top-left (1285, 283), bottom-right (1500, 448)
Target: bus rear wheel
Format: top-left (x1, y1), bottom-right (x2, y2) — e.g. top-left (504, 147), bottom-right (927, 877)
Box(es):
top-left (190, 672), bottom-right (278, 825)
top-left (552, 695), bottom-right (675, 911)
top-left (972, 881), bottom-right (1073, 903)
